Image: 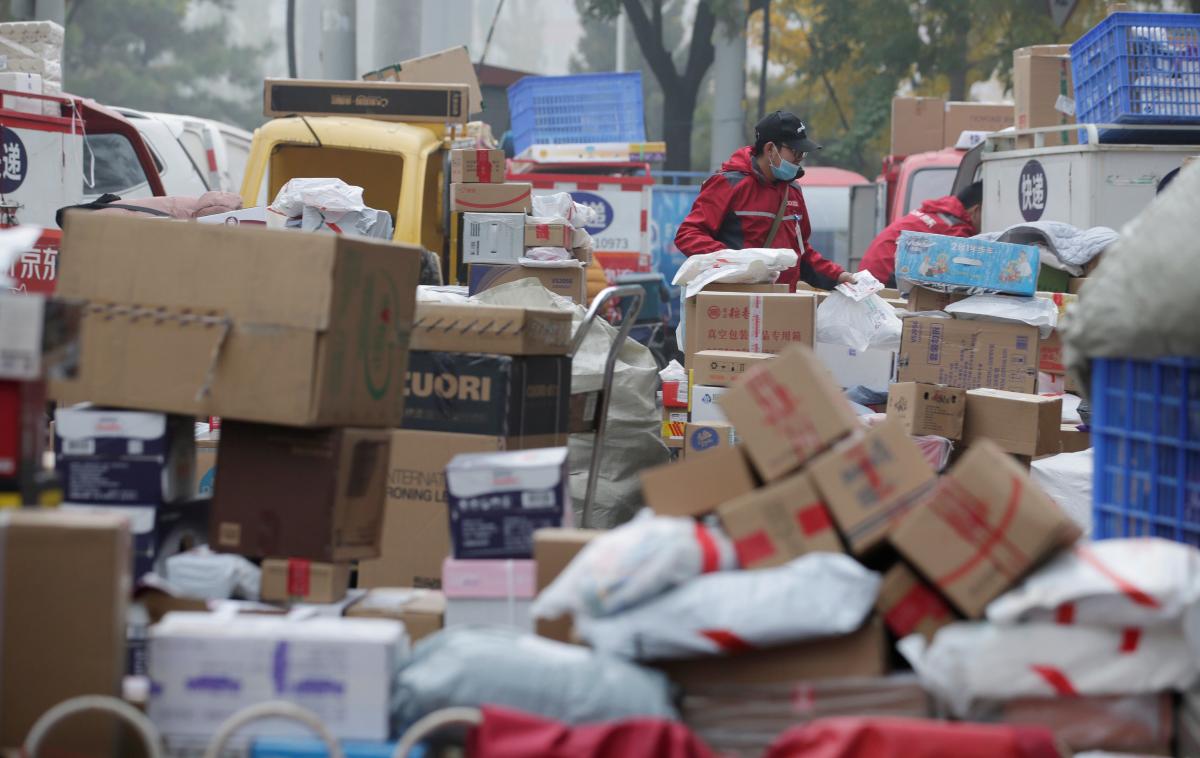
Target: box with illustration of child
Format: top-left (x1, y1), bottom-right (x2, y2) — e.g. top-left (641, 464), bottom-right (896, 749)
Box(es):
top-left (895, 231), bottom-right (1039, 297)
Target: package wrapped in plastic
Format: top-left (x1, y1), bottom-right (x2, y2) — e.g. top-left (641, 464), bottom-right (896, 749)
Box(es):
top-left (301, 204), bottom-right (393, 239)
top-left (530, 192), bottom-right (599, 229)
top-left (577, 554), bottom-right (880, 661)
top-left (270, 177), bottom-right (364, 219)
top-left (966, 693), bottom-right (1174, 756)
top-left (900, 622), bottom-right (1200, 717)
top-left (393, 626), bottom-right (678, 729)
top-left (671, 248), bottom-right (798, 299)
top-left (532, 510), bottom-right (737, 621)
top-left (816, 291), bottom-right (902, 352)
top-left (945, 294), bottom-right (1058, 339)
top-left (1030, 450), bottom-right (1093, 534)
top-left (987, 538), bottom-right (1200, 632)
top-left (522, 246), bottom-right (572, 262)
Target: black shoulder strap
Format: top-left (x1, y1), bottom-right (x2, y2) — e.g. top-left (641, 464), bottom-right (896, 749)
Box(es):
top-left (56, 194), bottom-right (172, 228)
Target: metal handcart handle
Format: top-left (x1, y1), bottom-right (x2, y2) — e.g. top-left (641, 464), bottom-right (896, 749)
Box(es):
top-left (392, 706), bottom-right (484, 758)
top-left (202, 700), bottom-right (344, 758)
top-left (570, 284), bottom-right (645, 529)
top-left (23, 694), bottom-right (164, 758)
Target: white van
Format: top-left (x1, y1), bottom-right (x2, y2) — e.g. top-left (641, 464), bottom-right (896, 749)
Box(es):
top-left (112, 107), bottom-right (252, 195)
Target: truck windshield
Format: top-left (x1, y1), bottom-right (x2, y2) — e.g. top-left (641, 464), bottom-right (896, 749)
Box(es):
top-left (82, 133), bottom-right (153, 196)
top-left (905, 167), bottom-right (956, 214)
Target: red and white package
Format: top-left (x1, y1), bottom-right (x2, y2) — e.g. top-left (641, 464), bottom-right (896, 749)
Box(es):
top-left (900, 622), bottom-right (1200, 717)
top-left (576, 553), bottom-right (879, 661)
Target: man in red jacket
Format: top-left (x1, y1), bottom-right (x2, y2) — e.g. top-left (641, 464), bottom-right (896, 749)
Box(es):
top-left (858, 181), bottom-right (983, 287)
top-left (674, 111), bottom-right (854, 290)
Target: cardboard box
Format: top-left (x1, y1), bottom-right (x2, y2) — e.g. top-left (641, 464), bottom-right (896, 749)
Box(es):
top-left (148, 613), bottom-right (405, 741)
top-left (640, 446), bottom-right (757, 518)
top-left (345, 588), bottom-right (445, 642)
top-left (569, 390), bottom-right (600, 434)
top-left (524, 221), bottom-right (572, 248)
top-left (892, 97), bottom-right (946, 156)
top-left (263, 78), bottom-right (468, 123)
top-left (442, 557), bottom-right (536, 631)
top-left (690, 383), bottom-right (730, 424)
top-left (410, 302), bottom-right (572, 355)
top-left (997, 693), bottom-right (1173, 756)
top-left (658, 616), bottom-right (888, 689)
top-left (534, 528), bottom-right (601, 643)
top-left (891, 440), bottom-right (1082, 618)
top-left (809, 421), bottom-right (937, 555)
top-left (717, 469), bottom-right (841, 569)
top-left (468, 262), bottom-right (586, 303)
top-left (887, 382), bottom-right (966, 440)
top-left (1059, 424), bottom-right (1091, 453)
top-left (195, 437), bottom-right (217, 496)
top-left (877, 562), bottom-right (956, 641)
top-left (694, 291), bottom-right (816, 356)
top-left (401, 351), bottom-right (569, 446)
top-left (1, 511), bottom-right (130, 751)
top-left (260, 559), bottom-right (351, 604)
top-left (907, 285), bottom-right (966, 313)
top-left (684, 422), bottom-right (738, 457)
top-left (1014, 45), bottom-right (1075, 147)
top-left (362, 45), bottom-right (483, 115)
top-left (461, 212), bottom-right (525, 265)
top-left (52, 214), bottom-right (420, 427)
top-left (815, 342), bottom-right (897, 393)
top-left (691, 350), bottom-right (774, 387)
top-left (661, 407), bottom-right (688, 447)
top-left (359, 430), bottom-right (506, 590)
top-left (450, 148), bottom-right (505, 183)
top-left (896, 231), bottom-right (1039, 297)
top-left (683, 284), bottom-right (788, 365)
top-left (451, 182), bottom-right (533, 213)
top-left (897, 316), bottom-right (1039, 394)
top-left (963, 389), bottom-right (1063, 457)
top-left (211, 423), bottom-right (391, 562)
top-left (54, 408), bottom-right (195, 505)
top-left (943, 102), bottom-right (1013, 147)
top-left (719, 345), bottom-right (860, 482)
top-left (446, 447), bottom-right (571, 560)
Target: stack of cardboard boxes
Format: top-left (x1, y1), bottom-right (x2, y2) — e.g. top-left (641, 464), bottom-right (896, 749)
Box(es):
top-left (891, 97), bottom-right (1013, 155)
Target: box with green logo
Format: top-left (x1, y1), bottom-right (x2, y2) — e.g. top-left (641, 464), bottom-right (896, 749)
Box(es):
top-left (51, 213), bottom-right (421, 427)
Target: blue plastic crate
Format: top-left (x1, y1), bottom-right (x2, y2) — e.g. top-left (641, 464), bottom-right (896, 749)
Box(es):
top-left (507, 72), bottom-right (645, 155)
top-left (1071, 12), bottom-right (1200, 141)
top-left (1092, 356), bottom-right (1200, 546)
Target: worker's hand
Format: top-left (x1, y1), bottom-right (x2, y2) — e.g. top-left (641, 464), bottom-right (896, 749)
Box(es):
top-left (837, 271), bottom-right (857, 285)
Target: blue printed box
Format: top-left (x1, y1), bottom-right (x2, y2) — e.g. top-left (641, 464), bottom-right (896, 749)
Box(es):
top-left (896, 231), bottom-right (1039, 296)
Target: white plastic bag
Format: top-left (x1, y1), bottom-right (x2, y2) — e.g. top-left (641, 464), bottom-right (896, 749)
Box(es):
top-left (532, 511), bottom-right (737, 621)
top-left (522, 246), bottom-right (572, 262)
top-left (946, 294), bottom-right (1059, 338)
top-left (576, 553), bottom-right (880, 660)
top-left (531, 192), bottom-right (599, 229)
top-left (659, 360), bottom-right (687, 384)
top-left (900, 622), bottom-right (1200, 717)
top-left (1030, 449), bottom-right (1093, 534)
top-left (816, 292), bottom-right (903, 352)
top-left (270, 177), bottom-right (364, 218)
top-left (671, 248), bottom-right (798, 299)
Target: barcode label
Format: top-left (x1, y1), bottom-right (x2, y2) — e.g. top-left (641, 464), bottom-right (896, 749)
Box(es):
top-left (469, 222), bottom-right (481, 237)
top-left (62, 438), bottom-right (95, 455)
top-left (522, 490), bottom-right (556, 509)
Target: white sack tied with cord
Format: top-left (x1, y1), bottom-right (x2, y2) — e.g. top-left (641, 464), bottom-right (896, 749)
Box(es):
top-left (672, 248), bottom-right (798, 299)
top-left (576, 553), bottom-right (879, 661)
top-left (532, 510), bottom-right (737, 621)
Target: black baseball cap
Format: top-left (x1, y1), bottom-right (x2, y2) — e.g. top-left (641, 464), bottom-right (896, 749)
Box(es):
top-left (755, 111), bottom-right (821, 153)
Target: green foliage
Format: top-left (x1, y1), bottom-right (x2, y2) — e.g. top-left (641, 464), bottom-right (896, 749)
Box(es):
top-left (63, 0), bottom-right (269, 129)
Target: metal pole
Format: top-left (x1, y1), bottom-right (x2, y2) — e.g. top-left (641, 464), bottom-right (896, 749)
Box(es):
top-left (710, 7), bottom-right (747, 169)
top-left (758, 1), bottom-right (770, 120)
top-left (320, 0), bottom-right (357, 80)
top-left (615, 8), bottom-right (627, 73)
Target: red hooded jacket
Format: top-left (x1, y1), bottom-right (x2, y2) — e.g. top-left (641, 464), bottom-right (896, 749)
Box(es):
top-left (674, 146), bottom-right (846, 290)
top-left (858, 195), bottom-right (976, 287)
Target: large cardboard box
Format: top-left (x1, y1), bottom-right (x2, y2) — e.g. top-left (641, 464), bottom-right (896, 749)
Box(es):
top-left (345, 588), bottom-right (446, 643)
top-left (211, 423), bottom-right (391, 562)
top-left (717, 469), bottom-right (841, 569)
top-left (410, 303), bottom-right (572, 355)
top-left (876, 562), bottom-right (956, 642)
top-left (683, 283), bottom-right (787, 365)
top-left (891, 440), bottom-right (1082, 618)
top-left (897, 316), bottom-right (1039, 394)
top-left (401, 351), bottom-right (570, 446)
top-left (359, 430), bottom-right (505, 590)
top-left (694, 291), bottom-right (816, 356)
top-left (809, 421), bottom-right (937, 555)
top-left (640, 446), bottom-right (757, 518)
top-left (52, 214), bottom-right (420, 427)
top-left (263, 78), bottom-right (468, 123)
top-left (451, 182), bottom-right (533, 213)
top-left (887, 382), bottom-right (966, 440)
top-left (691, 350), bottom-right (774, 387)
top-left (534, 528), bottom-right (601, 643)
top-left (450, 148), bottom-right (505, 183)
top-left (461, 212), bottom-right (525, 265)
top-left (362, 45), bottom-right (483, 115)
top-left (897, 231), bottom-right (1039, 296)
top-left (468, 262), bottom-right (586, 303)
top-left (719, 345), bottom-right (860, 482)
top-left (260, 558), bottom-right (351, 605)
top-left (943, 102), bottom-right (1013, 147)
top-left (907, 285), bottom-right (967, 313)
top-left (684, 421), bottom-right (738, 457)
top-left (1014, 45), bottom-right (1075, 147)
top-left (963, 388), bottom-right (1063, 457)
top-left (1, 511), bottom-right (130, 752)
top-left (891, 97), bottom-right (946, 156)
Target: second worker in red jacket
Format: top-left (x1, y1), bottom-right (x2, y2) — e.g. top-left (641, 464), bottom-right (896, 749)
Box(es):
top-left (858, 181), bottom-right (983, 287)
top-left (674, 111), bottom-right (854, 291)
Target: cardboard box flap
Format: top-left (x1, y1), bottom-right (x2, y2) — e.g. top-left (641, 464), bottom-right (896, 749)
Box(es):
top-left (411, 302), bottom-right (573, 354)
top-left (58, 213), bottom-right (416, 332)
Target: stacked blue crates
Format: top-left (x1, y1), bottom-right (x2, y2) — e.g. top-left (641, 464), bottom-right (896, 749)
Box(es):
top-left (507, 72), bottom-right (645, 156)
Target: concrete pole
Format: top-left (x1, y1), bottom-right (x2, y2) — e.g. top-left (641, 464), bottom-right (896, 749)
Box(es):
top-left (615, 8), bottom-right (626, 73)
top-left (321, 0), bottom-right (357, 80)
top-left (710, 9), bottom-right (747, 169)
top-left (358, 0), bottom-right (421, 76)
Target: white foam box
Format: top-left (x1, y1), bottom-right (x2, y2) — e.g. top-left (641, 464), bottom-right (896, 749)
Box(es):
top-left (815, 342), bottom-right (897, 394)
top-left (441, 557), bottom-right (535, 632)
top-left (0, 71), bottom-right (41, 114)
top-left (147, 612), bottom-right (407, 741)
top-left (690, 384), bottom-right (730, 424)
